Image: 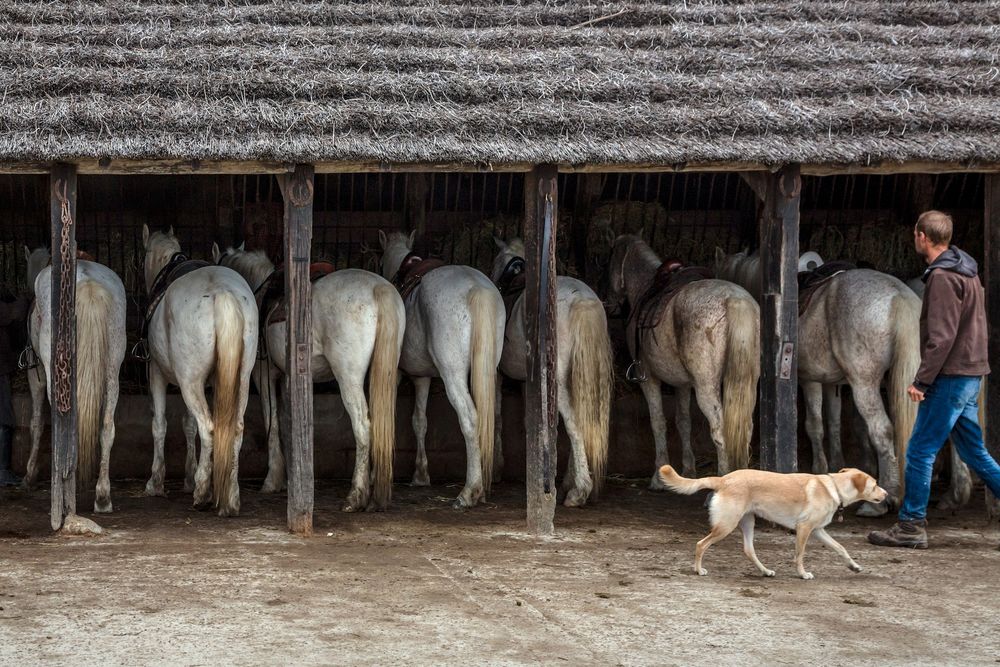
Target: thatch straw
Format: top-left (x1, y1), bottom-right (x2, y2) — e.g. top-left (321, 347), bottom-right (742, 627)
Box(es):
top-left (1, 2), bottom-right (998, 166)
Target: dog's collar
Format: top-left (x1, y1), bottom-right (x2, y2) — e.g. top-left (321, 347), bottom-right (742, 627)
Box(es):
top-left (825, 474), bottom-right (846, 523)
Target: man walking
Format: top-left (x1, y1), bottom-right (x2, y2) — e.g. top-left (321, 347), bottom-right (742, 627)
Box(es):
top-left (869, 211), bottom-right (1000, 548)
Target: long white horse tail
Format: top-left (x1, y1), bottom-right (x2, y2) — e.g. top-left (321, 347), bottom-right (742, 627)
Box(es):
top-left (889, 293), bottom-right (922, 494)
top-left (76, 280), bottom-right (113, 484)
top-left (368, 283), bottom-right (403, 509)
top-left (568, 298), bottom-right (613, 497)
top-left (212, 291), bottom-right (245, 516)
top-left (722, 295), bottom-right (760, 470)
top-left (468, 287), bottom-right (499, 494)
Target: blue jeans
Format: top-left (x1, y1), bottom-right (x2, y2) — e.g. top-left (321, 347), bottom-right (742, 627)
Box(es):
top-left (899, 376), bottom-right (1000, 521)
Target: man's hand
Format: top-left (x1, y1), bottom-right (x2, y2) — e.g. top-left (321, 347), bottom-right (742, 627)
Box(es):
top-left (908, 384), bottom-right (925, 403)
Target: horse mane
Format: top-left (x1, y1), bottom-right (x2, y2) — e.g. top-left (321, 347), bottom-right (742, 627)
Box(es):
top-left (222, 249), bottom-right (275, 290)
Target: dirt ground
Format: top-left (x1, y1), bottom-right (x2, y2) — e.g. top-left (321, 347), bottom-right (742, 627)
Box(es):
top-left (1, 477), bottom-right (998, 667)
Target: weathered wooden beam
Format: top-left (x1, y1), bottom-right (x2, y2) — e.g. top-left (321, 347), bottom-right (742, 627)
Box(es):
top-left (278, 165), bottom-right (315, 536)
top-left (5, 159), bottom-right (1000, 177)
top-left (523, 164), bottom-right (559, 535)
top-left (757, 165), bottom-right (801, 473)
top-left (49, 164), bottom-right (78, 530)
top-left (984, 174), bottom-right (1000, 517)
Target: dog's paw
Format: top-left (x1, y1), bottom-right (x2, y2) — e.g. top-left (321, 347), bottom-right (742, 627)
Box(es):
top-left (800, 572), bottom-right (815, 580)
top-left (849, 563), bottom-right (862, 573)
top-left (762, 569), bottom-right (776, 577)
top-left (697, 567), bottom-right (708, 576)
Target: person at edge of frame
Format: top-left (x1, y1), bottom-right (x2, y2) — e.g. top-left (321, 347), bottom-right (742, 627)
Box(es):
top-left (868, 210), bottom-right (1000, 549)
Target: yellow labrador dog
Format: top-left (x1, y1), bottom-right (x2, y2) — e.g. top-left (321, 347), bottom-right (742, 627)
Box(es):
top-left (659, 465), bottom-right (888, 580)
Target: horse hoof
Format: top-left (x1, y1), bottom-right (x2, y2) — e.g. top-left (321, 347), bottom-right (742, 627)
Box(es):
top-left (217, 507), bottom-right (239, 518)
top-left (19, 480), bottom-right (34, 492)
top-left (192, 499), bottom-right (212, 512)
top-left (563, 489), bottom-right (589, 508)
top-left (648, 475), bottom-right (667, 491)
top-left (94, 499), bottom-right (113, 514)
top-left (144, 481), bottom-right (167, 498)
top-left (260, 481), bottom-right (284, 494)
top-left (410, 474), bottom-right (431, 487)
top-left (856, 500), bottom-right (889, 517)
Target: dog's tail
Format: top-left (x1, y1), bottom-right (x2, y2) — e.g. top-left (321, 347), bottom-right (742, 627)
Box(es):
top-left (658, 465), bottom-right (722, 494)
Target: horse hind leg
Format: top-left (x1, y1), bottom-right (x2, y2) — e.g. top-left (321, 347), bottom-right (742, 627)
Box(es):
top-left (558, 383), bottom-right (593, 508)
top-left (339, 374), bottom-right (373, 512)
top-left (410, 376), bottom-right (432, 487)
top-left (22, 367), bottom-right (46, 490)
top-left (439, 369), bottom-right (485, 509)
top-left (259, 361), bottom-right (285, 494)
top-left (179, 383), bottom-right (215, 510)
top-left (182, 410), bottom-right (198, 493)
top-left (823, 384), bottom-right (845, 472)
top-left (639, 376), bottom-right (671, 490)
top-left (802, 381), bottom-right (828, 474)
top-left (675, 385), bottom-right (696, 478)
top-left (94, 374), bottom-right (119, 514)
top-left (851, 382), bottom-right (897, 517)
top-left (144, 363), bottom-right (169, 498)
top-left (693, 381), bottom-right (729, 475)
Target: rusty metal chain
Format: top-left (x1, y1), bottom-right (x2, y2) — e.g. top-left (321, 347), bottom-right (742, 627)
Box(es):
top-left (53, 179), bottom-right (74, 415)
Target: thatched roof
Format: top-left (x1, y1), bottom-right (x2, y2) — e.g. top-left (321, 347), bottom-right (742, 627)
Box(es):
top-left (1, 1), bottom-right (999, 168)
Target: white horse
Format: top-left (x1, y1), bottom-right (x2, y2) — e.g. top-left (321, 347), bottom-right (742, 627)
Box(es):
top-left (22, 248), bottom-right (126, 514)
top-left (716, 251), bottom-right (921, 515)
top-left (609, 235), bottom-right (760, 483)
top-left (713, 247), bottom-right (825, 300)
top-left (213, 243), bottom-right (404, 511)
top-left (378, 230), bottom-right (504, 508)
top-left (142, 226), bottom-right (258, 516)
top-left (491, 237), bottom-right (613, 507)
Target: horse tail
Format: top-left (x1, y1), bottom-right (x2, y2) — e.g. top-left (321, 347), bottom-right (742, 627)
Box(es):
top-left (468, 287), bottom-right (499, 494)
top-left (212, 291), bottom-right (245, 516)
top-left (568, 298), bottom-right (613, 497)
top-left (368, 283), bottom-right (402, 509)
top-left (889, 293), bottom-right (921, 489)
top-left (722, 295), bottom-right (760, 471)
top-left (75, 280), bottom-right (113, 485)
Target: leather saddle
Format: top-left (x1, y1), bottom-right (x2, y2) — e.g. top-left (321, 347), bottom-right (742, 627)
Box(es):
top-left (134, 253), bottom-right (211, 358)
top-left (263, 261), bottom-right (337, 326)
top-left (797, 261), bottom-right (855, 316)
top-left (625, 260), bottom-right (713, 382)
top-left (391, 252), bottom-right (445, 300)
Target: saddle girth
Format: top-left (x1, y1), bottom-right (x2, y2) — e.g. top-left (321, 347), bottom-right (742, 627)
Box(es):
top-left (797, 261), bottom-right (856, 317)
top-left (391, 252), bottom-right (445, 300)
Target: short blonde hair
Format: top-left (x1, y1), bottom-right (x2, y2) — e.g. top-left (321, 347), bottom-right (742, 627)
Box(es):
top-left (916, 210), bottom-right (952, 246)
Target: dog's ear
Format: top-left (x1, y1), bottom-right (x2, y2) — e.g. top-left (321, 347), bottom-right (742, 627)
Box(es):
top-left (851, 472), bottom-right (868, 495)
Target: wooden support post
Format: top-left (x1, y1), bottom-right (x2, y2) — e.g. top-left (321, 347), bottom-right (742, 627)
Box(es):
top-left (571, 174), bottom-right (603, 280)
top-left (278, 165), bottom-right (315, 536)
top-left (49, 164), bottom-right (78, 530)
top-left (984, 174), bottom-right (1000, 516)
top-left (757, 165), bottom-right (801, 473)
top-left (523, 165), bottom-right (559, 535)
